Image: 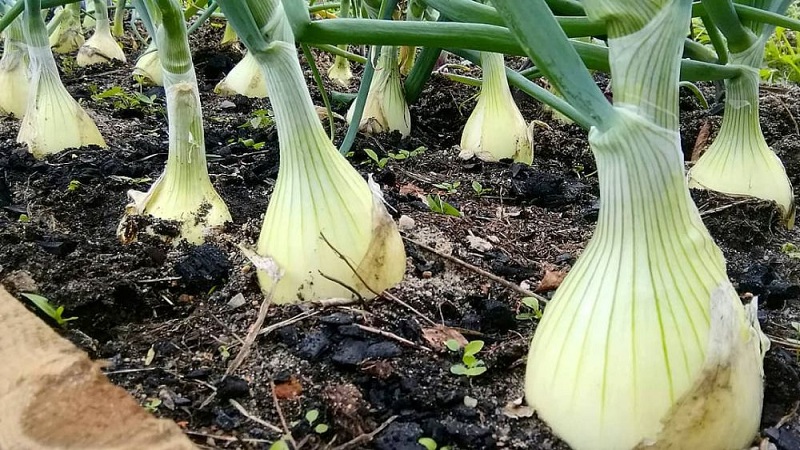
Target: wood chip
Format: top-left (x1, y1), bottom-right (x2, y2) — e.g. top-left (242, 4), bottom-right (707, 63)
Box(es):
top-left (691, 119), bottom-right (711, 162)
top-left (535, 269), bottom-right (567, 293)
top-left (273, 377), bottom-right (303, 400)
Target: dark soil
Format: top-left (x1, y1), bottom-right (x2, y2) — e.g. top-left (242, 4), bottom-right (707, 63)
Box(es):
top-left (2, 24), bottom-right (800, 450)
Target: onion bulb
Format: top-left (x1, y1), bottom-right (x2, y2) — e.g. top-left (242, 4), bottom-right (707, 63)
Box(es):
top-left (77, 0), bottom-right (127, 66)
top-left (214, 51), bottom-right (268, 98)
top-left (346, 46), bottom-right (411, 136)
top-left (459, 52), bottom-right (532, 164)
top-left (0, 16), bottom-right (29, 118)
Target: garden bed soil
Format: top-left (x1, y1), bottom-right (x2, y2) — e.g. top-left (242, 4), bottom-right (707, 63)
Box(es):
top-left (2, 27), bottom-right (800, 450)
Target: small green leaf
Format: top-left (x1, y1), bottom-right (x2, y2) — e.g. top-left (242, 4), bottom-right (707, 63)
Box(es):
top-left (314, 423), bottom-right (329, 434)
top-left (465, 366), bottom-right (487, 377)
top-left (418, 437), bottom-right (437, 450)
top-left (21, 293), bottom-right (59, 318)
top-left (464, 340), bottom-right (484, 357)
top-left (269, 439), bottom-right (291, 450)
top-left (445, 339), bottom-right (461, 352)
top-left (450, 364), bottom-right (468, 375)
top-left (462, 354), bottom-right (477, 367)
top-left (305, 409), bottom-right (319, 424)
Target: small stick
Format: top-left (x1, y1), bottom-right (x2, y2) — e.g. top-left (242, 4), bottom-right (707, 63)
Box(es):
top-left (270, 379), bottom-right (297, 449)
top-left (183, 430), bottom-right (271, 444)
top-left (229, 399), bottom-right (283, 434)
top-left (320, 233), bottom-right (438, 324)
top-left (355, 324), bottom-right (433, 352)
top-left (103, 367), bottom-right (160, 375)
top-left (331, 415), bottom-right (398, 450)
top-left (699, 198), bottom-right (754, 217)
top-left (403, 236), bottom-right (548, 303)
top-left (208, 311), bottom-right (245, 345)
top-left (137, 276), bottom-right (182, 284)
top-left (258, 310), bottom-right (320, 336)
top-left (775, 400), bottom-right (800, 429)
top-left (226, 285), bottom-right (277, 376)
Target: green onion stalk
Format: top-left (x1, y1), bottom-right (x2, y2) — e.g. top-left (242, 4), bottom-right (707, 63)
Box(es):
top-left (131, 0), bottom-right (162, 85)
top-left (217, 0), bottom-right (406, 304)
top-left (492, 0), bottom-right (768, 448)
top-left (326, 0), bottom-right (353, 87)
top-left (689, 0), bottom-right (795, 227)
top-left (459, 51), bottom-right (532, 164)
top-left (83, 0), bottom-right (95, 27)
top-left (119, 0), bottom-right (230, 244)
top-left (48, 2), bottom-right (83, 53)
top-left (398, 0), bottom-right (424, 75)
top-left (345, 45), bottom-right (411, 136)
top-left (78, 0), bottom-right (127, 66)
top-left (112, 0), bottom-right (126, 36)
top-left (19, 0), bottom-right (106, 158)
top-left (0, 12), bottom-right (29, 118)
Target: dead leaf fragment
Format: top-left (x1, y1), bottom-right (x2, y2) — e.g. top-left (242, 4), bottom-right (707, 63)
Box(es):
top-left (691, 119), bottom-right (711, 162)
top-left (399, 183), bottom-right (424, 196)
top-left (273, 377), bottom-right (303, 400)
top-left (503, 397), bottom-right (534, 419)
top-left (536, 269), bottom-right (567, 293)
top-left (422, 325), bottom-right (468, 352)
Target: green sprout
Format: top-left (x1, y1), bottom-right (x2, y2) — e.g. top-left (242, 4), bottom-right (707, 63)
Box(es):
top-left (67, 180), bottom-right (81, 191)
top-left (426, 195), bottom-right (462, 217)
top-left (471, 180), bottom-right (492, 196)
top-left (20, 293), bottom-right (78, 327)
top-left (433, 181), bottom-right (460, 194)
top-left (419, 437), bottom-right (451, 450)
top-left (143, 398), bottom-right (162, 413)
top-left (449, 340), bottom-right (487, 378)
top-left (516, 296), bottom-right (543, 321)
top-left (305, 409), bottom-right (329, 434)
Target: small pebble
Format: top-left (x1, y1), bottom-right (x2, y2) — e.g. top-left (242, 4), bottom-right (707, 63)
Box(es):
top-left (227, 293), bottom-right (246, 310)
top-left (398, 215), bottom-right (415, 231)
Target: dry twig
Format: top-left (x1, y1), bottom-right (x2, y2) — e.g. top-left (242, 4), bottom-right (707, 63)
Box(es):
top-left (229, 399), bottom-right (283, 434)
top-left (355, 324), bottom-right (433, 352)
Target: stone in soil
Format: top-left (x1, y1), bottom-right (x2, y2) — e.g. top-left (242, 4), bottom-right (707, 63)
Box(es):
top-left (174, 244), bottom-right (233, 292)
top-left (216, 375), bottom-right (250, 400)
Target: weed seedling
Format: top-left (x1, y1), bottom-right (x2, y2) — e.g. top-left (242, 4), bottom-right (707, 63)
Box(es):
top-left (433, 181), bottom-right (460, 194)
top-left (240, 109), bottom-right (275, 129)
top-left (449, 340), bottom-right (487, 377)
top-left (471, 180), bottom-right (492, 196)
top-left (144, 398), bottom-right (162, 413)
top-left (419, 437), bottom-right (451, 450)
top-left (18, 214), bottom-right (30, 223)
top-left (20, 293), bottom-right (78, 327)
top-left (426, 195), bottom-right (462, 217)
top-left (516, 297), bottom-right (543, 321)
top-left (305, 409), bottom-right (329, 434)
top-left (67, 180), bottom-right (81, 192)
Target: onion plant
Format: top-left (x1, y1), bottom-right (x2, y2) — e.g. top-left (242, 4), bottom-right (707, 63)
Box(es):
top-left (689, 0), bottom-right (796, 227)
top-left (120, 0), bottom-right (230, 244)
top-left (48, 2), bottom-right (82, 52)
top-left (77, 0), bottom-right (127, 66)
top-left (0, 11), bottom-right (29, 118)
top-left (346, 45), bottom-right (411, 136)
top-left (214, 50), bottom-right (268, 98)
top-left (131, 0), bottom-right (162, 85)
top-left (217, 0), bottom-right (407, 304)
top-left (19, 0), bottom-right (106, 158)
top-left (459, 51), bottom-right (532, 164)
top-left (497, 1), bottom-right (768, 448)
